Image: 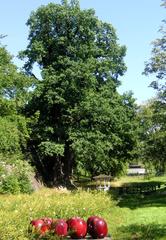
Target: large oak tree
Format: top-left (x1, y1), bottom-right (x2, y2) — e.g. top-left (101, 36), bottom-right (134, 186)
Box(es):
top-left (20, 0), bottom-right (137, 185)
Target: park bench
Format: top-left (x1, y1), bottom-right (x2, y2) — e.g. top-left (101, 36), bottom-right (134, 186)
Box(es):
top-left (93, 175), bottom-right (112, 191)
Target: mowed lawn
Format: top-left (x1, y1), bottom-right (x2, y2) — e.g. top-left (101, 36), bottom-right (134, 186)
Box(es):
top-left (1, 176), bottom-right (166, 240)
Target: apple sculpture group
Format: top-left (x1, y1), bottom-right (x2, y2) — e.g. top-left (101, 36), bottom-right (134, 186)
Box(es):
top-left (30, 215), bottom-right (108, 239)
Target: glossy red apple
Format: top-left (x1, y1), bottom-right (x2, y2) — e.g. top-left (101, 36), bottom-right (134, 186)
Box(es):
top-left (30, 218), bottom-right (51, 235)
top-left (88, 217), bottom-right (108, 239)
top-left (53, 219), bottom-right (68, 237)
top-left (67, 217), bottom-right (87, 239)
top-left (87, 216), bottom-right (101, 227)
top-left (42, 217), bottom-right (52, 227)
top-left (40, 224), bottom-right (50, 235)
top-left (30, 219), bottom-right (44, 230)
top-left (87, 216), bottom-right (101, 236)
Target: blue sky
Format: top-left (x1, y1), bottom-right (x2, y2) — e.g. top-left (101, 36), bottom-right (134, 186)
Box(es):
top-left (0, 0), bottom-right (165, 104)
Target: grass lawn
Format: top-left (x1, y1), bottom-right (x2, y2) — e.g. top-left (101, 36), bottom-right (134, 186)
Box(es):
top-left (1, 176), bottom-right (166, 240)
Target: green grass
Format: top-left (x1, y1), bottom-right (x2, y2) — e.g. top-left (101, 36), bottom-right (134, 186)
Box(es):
top-left (110, 192), bottom-right (166, 239)
top-left (109, 175), bottom-right (166, 239)
top-left (1, 176), bottom-right (166, 240)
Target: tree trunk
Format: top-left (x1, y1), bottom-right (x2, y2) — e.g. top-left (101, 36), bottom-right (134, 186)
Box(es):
top-left (63, 142), bottom-right (76, 188)
top-left (52, 156), bottom-right (65, 186)
top-left (51, 146), bottom-right (76, 189)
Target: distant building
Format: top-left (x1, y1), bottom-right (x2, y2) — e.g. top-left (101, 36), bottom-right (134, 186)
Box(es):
top-left (127, 164), bottom-right (146, 175)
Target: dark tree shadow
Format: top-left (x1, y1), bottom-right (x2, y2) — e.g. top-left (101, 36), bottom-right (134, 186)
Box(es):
top-left (117, 223), bottom-right (166, 240)
top-left (118, 192), bottom-right (166, 209)
top-left (109, 182), bottom-right (166, 209)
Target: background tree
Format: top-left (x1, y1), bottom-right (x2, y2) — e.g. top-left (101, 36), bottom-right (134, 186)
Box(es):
top-left (20, 0), bottom-right (137, 185)
top-left (0, 41), bottom-right (35, 193)
top-left (0, 42), bottom-right (34, 156)
top-left (137, 99), bottom-right (166, 173)
top-left (144, 0), bottom-right (166, 91)
top-left (143, 0), bottom-right (166, 173)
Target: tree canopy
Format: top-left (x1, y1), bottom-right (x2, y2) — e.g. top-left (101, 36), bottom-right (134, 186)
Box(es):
top-left (0, 42), bottom-right (34, 155)
top-left (144, 0), bottom-right (166, 91)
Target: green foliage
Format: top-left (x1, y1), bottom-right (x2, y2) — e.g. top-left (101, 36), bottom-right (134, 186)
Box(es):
top-left (0, 43), bottom-right (36, 194)
top-left (20, 2), bottom-right (126, 79)
top-left (137, 98), bottom-right (166, 172)
top-left (38, 142), bottom-right (64, 157)
top-left (17, 174), bottom-right (33, 194)
top-left (1, 175), bottom-right (21, 194)
top-left (0, 117), bottom-right (21, 153)
top-left (144, 1), bottom-right (166, 91)
top-left (70, 89), bottom-right (138, 176)
top-left (142, 2), bottom-right (166, 173)
top-left (0, 43), bottom-right (34, 154)
top-left (0, 44), bottom-right (35, 108)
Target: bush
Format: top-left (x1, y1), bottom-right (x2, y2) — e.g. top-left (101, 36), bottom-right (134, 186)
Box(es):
top-left (18, 173), bottom-right (33, 194)
top-left (1, 174), bottom-right (20, 194)
top-left (0, 115), bottom-right (34, 194)
top-left (0, 156), bottom-right (34, 194)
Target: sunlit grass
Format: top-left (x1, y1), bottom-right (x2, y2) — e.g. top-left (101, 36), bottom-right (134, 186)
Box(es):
top-left (0, 188), bottom-right (114, 239)
top-left (1, 176), bottom-right (166, 240)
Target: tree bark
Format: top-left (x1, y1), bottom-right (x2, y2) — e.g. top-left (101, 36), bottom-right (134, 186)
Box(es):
top-left (63, 142), bottom-right (75, 188)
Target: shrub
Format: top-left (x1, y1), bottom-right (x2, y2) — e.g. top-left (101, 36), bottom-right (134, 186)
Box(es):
top-left (0, 156), bottom-right (34, 194)
top-left (1, 174), bottom-right (20, 194)
top-left (18, 173), bottom-right (33, 194)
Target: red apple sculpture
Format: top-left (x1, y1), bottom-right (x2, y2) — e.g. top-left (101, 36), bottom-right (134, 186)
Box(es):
top-left (53, 219), bottom-right (68, 237)
top-left (30, 219), bottom-right (44, 230)
top-left (30, 218), bottom-right (52, 235)
top-left (30, 219), bottom-right (45, 235)
top-left (87, 216), bottom-right (108, 239)
top-left (67, 217), bottom-right (87, 239)
top-left (42, 217), bottom-right (52, 227)
top-left (87, 216), bottom-right (101, 236)
top-left (40, 224), bottom-right (50, 235)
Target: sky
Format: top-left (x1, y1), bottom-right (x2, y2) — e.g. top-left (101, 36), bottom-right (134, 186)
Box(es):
top-left (0, 0), bottom-right (165, 104)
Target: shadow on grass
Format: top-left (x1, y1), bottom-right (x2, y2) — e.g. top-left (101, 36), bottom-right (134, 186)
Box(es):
top-left (109, 183), bottom-right (166, 209)
top-left (116, 181), bottom-right (164, 190)
top-left (117, 223), bottom-right (166, 240)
